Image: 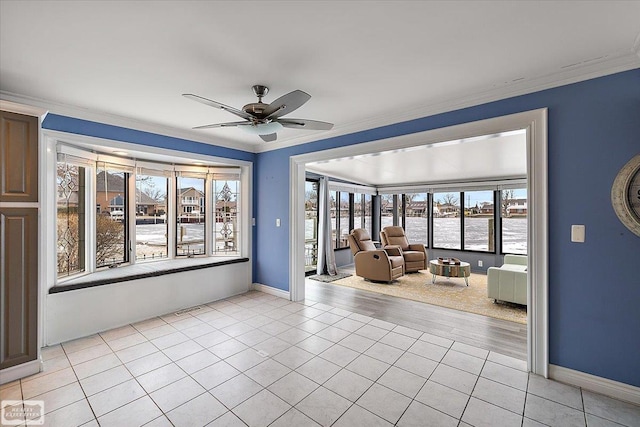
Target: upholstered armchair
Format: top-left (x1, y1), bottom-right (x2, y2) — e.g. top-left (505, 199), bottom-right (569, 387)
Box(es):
top-left (347, 228), bottom-right (404, 283)
top-left (379, 226), bottom-right (427, 273)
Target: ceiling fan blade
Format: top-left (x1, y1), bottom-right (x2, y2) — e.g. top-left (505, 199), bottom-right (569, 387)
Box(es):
top-left (263, 90), bottom-right (311, 119)
top-left (277, 118), bottom-right (334, 130)
top-left (259, 133), bottom-right (278, 142)
top-left (192, 121), bottom-right (249, 130)
top-left (183, 93), bottom-right (253, 120)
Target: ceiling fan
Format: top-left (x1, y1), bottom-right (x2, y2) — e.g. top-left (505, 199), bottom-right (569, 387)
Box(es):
top-left (183, 85), bottom-right (334, 142)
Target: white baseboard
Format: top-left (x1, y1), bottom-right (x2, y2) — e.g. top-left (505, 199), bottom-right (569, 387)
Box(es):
top-left (0, 359), bottom-right (41, 385)
top-left (549, 364), bottom-right (640, 405)
top-left (252, 283), bottom-right (290, 300)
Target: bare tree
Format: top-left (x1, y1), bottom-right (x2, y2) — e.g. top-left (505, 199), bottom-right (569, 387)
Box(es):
top-left (438, 193), bottom-right (459, 206)
top-left (95, 215), bottom-right (126, 266)
top-left (501, 189), bottom-right (515, 216)
top-left (137, 177), bottom-right (166, 202)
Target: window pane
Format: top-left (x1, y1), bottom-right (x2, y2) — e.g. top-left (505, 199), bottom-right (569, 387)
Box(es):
top-left (380, 194), bottom-right (395, 229)
top-left (404, 193), bottom-right (428, 244)
top-left (463, 190), bottom-right (494, 252)
top-left (363, 194), bottom-right (372, 234)
top-left (177, 177), bottom-right (205, 256)
top-left (305, 181), bottom-right (318, 272)
top-left (501, 188), bottom-right (528, 254)
top-left (433, 192), bottom-right (461, 249)
top-left (96, 168), bottom-right (128, 267)
top-left (330, 190), bottom-right (338, 249)
top-left (354, 193), bottom-right (363, 229)
top-left (337, 192), bottom-right (350, 248)
top-left (135, 175), bottom-right (168, 261)
top-left (213, 179), bottom-right (240, 255)
top-left (57, 163), bottom-right (85, 277)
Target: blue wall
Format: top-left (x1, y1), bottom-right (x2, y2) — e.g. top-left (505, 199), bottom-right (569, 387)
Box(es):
top-left (42, 114), bottom-right (255, 162)
top-left (253, 69), bottom-right (640, 387)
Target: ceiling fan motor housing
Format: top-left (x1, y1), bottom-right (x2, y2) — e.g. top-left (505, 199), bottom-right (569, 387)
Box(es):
top-left (243, 85), bottom-right (270, 118)
top-left (243, 102), bottom-right (267, 117)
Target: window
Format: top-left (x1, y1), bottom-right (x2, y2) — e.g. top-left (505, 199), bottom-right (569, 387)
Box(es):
top-left (135, 174), bottom-right (168, 261)
top-left (96, 167), bottom-right (128, 267)
top-left (404, 192), bottom-right (428, 244)
top-left (56, 163), bottom-right (86, 278)
top-left (176, 177), bottom-right (205, 256)
top-left (380, 194), bottom-right (396, 229)
top-left (213, 177), bottom-right (240, 255)
top-left (463, 190), bottom-right (495, 252)
top-left (363, 194), bottom-right (372, 233)
top-left (354, 193), bottom-right (372, 233)
top-left (433, 192), bottom-right (461, 249)
top-left (336, 192), bottom-right (351, 248)
top-left (501, 188), bottom-right (528, 254)
top-left (304, 180), bottom-right (319, 272)
top-left (54, 145), bottom-right (245, 285)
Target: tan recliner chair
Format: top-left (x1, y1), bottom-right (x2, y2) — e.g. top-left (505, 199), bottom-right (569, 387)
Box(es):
top-left (380, 226), bottom-right (428, 273)
top-left (347, 228), bottom-right (404, 283)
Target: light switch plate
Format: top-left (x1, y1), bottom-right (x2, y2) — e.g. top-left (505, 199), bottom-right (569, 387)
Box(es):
top-left (571, 225), bottom-right (585, 242)
top-left (276, 218), bottom-right (281, 227)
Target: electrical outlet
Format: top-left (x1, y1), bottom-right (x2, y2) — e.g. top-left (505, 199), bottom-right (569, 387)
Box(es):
top-left (478, 260), bottom-right (483, 267)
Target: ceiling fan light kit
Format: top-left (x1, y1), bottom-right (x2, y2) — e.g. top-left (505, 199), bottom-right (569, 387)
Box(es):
top-left (183, 85), bottom-right (334, 142)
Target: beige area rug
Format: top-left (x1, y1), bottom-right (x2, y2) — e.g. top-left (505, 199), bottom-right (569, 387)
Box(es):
top-left (331, 271), bottom-right (527, 324)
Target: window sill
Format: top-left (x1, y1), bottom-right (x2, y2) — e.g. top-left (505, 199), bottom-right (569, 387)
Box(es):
top-left (50, 257), bottom-right (249, 294)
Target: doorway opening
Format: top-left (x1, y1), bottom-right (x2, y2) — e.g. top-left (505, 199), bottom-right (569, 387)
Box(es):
top-left (290, 109), bottom-right (548, 377)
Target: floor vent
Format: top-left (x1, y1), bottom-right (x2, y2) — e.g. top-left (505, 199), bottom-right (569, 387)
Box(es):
top-left (174, 306), bottom-right (203, 316)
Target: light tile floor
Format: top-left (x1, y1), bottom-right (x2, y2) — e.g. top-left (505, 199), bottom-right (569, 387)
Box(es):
top-left (1, 290), bottom-right (639, 427)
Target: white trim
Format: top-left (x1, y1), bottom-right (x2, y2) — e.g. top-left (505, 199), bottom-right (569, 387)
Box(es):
top-left (528, 109), bottom-right (549, 378)
top-left (549, 364), bottom-right (640, 406)
top-left (0, 360), bottom-right (41, 385)
top-left (3, 52), bottom-right (638, 156)
top-left (379, 178), bottom-right (528, 195)
top-left (44, 130), bottom-right (252, 168)
top-left (289, 108), bottom-right (548, 377)
top-left (252, 283), bottom-right (290, 300)
top-left (290, 159), bottom-right (306, 303)
top-left (328, 181), bottom-right (377, 195)
top-left (1, 91), bottom-right (256, 153)
top-left (0, 99), bottom-right (47, 117)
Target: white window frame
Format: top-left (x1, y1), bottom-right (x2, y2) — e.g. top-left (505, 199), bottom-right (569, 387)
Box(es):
top-left (45, 132), bottom-right (251, 286)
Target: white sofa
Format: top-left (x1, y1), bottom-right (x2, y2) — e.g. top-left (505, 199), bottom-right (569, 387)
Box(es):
top-left (487, 254), bottom-right (527, 305)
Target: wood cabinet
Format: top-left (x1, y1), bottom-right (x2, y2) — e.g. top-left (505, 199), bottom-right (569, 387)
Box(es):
top-left (0, 208), bottom-right (38, 369)
top-left (1, 111), bottom-right (38, 202)
top-left (0, 110), bottom-right (39, 372)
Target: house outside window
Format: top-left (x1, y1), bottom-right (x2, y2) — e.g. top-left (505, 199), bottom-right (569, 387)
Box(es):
top-left (135, 174), bottom-right (168, 261)
top-left (177, 178), bottom-right (205, 256)
top-left (501, 188), bottom-right (528, 255)
top-left (96, 168), bottom-right (128, 267)
top-left (433, 192), bottom-right (461, 249)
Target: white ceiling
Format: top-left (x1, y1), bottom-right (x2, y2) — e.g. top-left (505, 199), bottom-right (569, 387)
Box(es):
top-left (306, 130), bottom-right (527, 187)
top-left (0, 0), bottom-right (640, 185)
top-left (1, 1), bottom-right (639, 156)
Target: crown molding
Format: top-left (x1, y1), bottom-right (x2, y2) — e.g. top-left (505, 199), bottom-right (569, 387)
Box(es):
top-left (0, 99), bottom-right (48, 117)
top-left (0, 91), bottom-right (257, 153)
top-left (257, 50), bottom-right (640, 153)
top-left (2, 49), bottom-right (638, 157)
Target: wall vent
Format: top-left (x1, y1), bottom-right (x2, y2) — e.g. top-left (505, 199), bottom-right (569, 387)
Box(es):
top-left (174, 306), bottom-right (203, 316)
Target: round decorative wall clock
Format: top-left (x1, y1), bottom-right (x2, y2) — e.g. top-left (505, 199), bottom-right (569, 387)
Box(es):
top-left (611, 154), bottom-right (640, 237)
